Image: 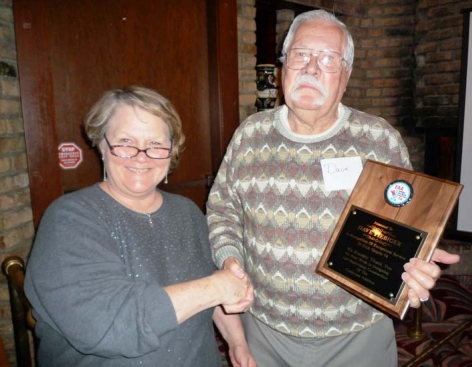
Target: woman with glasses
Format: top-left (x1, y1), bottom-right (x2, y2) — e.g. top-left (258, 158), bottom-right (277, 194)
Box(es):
top-left (24, 86), bottom-right (256, 367)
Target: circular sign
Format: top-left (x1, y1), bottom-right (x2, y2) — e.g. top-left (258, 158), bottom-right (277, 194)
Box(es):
top-left (384, 180), bottom-right (413, 207)
top-left (58, 142), bottom-right (83, 169)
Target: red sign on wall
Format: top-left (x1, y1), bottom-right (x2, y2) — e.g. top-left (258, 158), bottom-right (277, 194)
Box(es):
top-left (58, 142), bottom-right (83, 169)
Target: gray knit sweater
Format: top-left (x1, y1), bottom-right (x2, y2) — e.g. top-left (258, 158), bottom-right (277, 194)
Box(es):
top-left (207, 104), bottom-right (411, 338)
top-left (25, 185), bottom-right (221, 367)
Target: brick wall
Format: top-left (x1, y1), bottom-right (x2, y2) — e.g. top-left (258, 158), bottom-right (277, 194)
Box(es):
top-left (0, 0), bottom-right (471, 365)
top-left (0, 0), bottom-right (35, 364)
top-left (236, 0), bottom-right (472, 170)
top-left (237, 0), bottom-right (424, 167)
top-left (415, 0), bottom-right (472, 125)
top-left (238, 0), bottom-right (258, 120)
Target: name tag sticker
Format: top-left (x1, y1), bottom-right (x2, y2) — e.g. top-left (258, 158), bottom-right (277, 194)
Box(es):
top-left (321, 156), bottom-right (363, 191)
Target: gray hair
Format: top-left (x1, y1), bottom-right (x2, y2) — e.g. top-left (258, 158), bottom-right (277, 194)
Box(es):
top-left (84, 86), bottom-right (185, 173)
top-left (280, 9), bottom-right (354, 69)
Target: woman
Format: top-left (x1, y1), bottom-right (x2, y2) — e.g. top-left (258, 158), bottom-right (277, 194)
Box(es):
top-left (24, 86), bottom-right (256, 367)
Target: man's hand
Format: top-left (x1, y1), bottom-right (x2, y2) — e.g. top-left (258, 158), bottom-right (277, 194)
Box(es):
top-left (403, 248), bottom-right (460, 308)
top-left (224, 257), bottom-right (246, 278)
top-left (229, 343), bottom-right (258, 367)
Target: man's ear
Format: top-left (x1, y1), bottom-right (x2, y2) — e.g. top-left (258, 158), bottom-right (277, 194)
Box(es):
top-left (343, 67), bottom-right (353, 91)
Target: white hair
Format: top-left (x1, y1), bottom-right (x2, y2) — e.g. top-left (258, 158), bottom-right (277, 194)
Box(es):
top-left (280, 9), bottom-right (354, 69)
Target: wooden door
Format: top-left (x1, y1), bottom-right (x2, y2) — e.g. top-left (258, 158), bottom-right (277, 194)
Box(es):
top-left (13, 0), bottom-right (239, 228)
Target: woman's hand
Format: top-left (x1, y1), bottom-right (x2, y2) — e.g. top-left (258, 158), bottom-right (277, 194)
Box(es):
top-left (221, 257), bottom-right (255, 313)
top-left (165, 261), bottom-right (253, 323)
top-left (402, 248), bottom-right (460, 308)
top-left (212, 268), bottom-right (253, 313)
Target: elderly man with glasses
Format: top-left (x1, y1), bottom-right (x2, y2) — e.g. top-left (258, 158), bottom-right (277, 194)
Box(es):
top-left (206, 9), bottom-right (460, 367)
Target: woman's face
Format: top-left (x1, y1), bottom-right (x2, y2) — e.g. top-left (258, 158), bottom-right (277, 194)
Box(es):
top-left (100, 104), bottom-right (172, 201)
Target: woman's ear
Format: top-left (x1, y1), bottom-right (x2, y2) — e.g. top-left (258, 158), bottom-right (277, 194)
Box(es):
top-left (98, 140), bottom-right (106, 156)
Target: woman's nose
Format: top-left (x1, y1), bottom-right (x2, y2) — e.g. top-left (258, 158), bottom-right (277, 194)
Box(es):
top-left (134, 150), bottom-right (150, 161)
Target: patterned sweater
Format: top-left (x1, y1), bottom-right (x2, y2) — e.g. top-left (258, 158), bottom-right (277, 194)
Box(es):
top-left (207, 104), bottom-right (411, 338)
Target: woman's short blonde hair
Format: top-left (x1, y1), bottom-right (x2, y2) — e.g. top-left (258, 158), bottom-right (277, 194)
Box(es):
top-left (84, 86), bottom-right (185, 173)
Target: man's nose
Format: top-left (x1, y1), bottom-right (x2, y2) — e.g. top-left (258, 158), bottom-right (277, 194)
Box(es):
top-left (304, 54), bottom-right (321, 73)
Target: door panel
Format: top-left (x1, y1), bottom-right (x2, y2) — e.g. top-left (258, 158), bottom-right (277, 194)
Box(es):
top-left (13, 0), bottom-right (239, 227)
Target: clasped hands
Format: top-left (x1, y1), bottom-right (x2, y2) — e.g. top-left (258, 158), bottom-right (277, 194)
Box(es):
top-left (214, 257), bottom-right (254, 314)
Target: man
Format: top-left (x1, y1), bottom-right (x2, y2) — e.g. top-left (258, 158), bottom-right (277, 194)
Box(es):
top-left (207, 9), bottom-right (460, 367)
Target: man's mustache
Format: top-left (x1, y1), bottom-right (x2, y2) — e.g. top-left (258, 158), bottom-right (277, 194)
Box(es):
top-left (293, 75), bottom-right (327, 97)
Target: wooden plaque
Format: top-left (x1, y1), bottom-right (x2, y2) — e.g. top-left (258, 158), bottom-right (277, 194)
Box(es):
top-left (316, 160), bottom-right (463, 319)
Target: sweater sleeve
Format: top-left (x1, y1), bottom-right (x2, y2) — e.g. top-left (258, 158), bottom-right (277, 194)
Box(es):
top-left (206, 124), bottom-right (247, 269)
top-left (24, 196), bottom-right (178, 358)
top-left (390, 128), bottom-right (412, 170)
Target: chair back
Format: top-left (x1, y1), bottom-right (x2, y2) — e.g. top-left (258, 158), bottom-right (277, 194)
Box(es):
top-left (0, 333), bottom-right (11, 367)
top-left (1, 256), bottom-right (35, 367)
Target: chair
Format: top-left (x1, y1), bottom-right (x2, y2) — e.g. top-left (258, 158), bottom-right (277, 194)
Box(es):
top-left (0, 333), bottom-right (11, 367)
top-left (1, 256), bottom-right (35, 367)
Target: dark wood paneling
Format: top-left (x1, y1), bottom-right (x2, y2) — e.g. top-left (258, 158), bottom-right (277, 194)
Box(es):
top-left (207, 0), bottom-right (240, 173)
top-left (13, 0), bottom-right (239, 226)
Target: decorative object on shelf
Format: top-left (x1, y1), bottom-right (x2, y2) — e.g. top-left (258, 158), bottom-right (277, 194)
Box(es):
top-left (255, 64), bottom-right (278, 111)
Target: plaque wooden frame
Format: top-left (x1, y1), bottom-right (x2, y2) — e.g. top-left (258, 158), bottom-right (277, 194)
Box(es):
top-left (316, 160), bottom-right (463, 319)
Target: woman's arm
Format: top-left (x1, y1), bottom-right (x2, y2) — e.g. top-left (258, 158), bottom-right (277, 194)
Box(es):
top-left (165, 269), bottom-right (250, 324)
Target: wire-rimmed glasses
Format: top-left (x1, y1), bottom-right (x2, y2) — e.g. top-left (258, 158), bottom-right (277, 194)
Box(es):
top-left (283, 48), bottom-right (348, 73)
top-left (104, 134), bottom-right (172, 159)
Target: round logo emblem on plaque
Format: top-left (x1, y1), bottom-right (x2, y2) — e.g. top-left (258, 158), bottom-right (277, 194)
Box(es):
top-left (384, 180), bottom-right (413, 207)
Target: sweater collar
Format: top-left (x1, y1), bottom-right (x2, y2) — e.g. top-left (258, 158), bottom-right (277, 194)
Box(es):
top-left (274, 103), bottom-right (351, 143)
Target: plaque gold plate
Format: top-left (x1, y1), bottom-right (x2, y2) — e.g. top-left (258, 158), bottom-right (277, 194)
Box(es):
top-left (316, 160), bottom-right (463, 319)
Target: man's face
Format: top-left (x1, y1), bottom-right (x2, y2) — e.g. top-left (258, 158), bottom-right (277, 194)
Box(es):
top-left (282, 20), bottom-right (352, 115)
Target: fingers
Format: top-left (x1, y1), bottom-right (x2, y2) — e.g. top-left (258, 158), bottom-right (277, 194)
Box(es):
top-left (406, 288), bottom-right (425, 308)
top-left (220, 257), bottom-right (254, 312)
top-left (245, 282), bottom-right (255, 305)
top-left (402, 258), bottom-right (440, 308)
top-left (408, 258), bottom-right (441, 282)
top-left (222, 299), bottom-right (252, 314)
top-left (236, 282), bottom-right (254, 313)
top-left (431, 248), bottom-right (460, 265)
top-left (403, 272), bottom-right (430, 308)
top-left (403, 248), bottom-right (460, 308)
top-left (215, 268), bottom-right (254, 310)
top-left (223, 279), bottom-right (254, 313)
top-left (224, 257), bottom-right (245, 278)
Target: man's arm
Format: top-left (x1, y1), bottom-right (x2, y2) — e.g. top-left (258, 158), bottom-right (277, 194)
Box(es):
top-left (213, 307), bottom-right (257, 367)
top-left (207, 129), bottom-right (246, 268)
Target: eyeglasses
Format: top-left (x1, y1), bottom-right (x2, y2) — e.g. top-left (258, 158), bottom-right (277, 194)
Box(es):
top-left (104, 134), bottom-right (172, 159)
top-left (283, 48), bottom-right (348, 73)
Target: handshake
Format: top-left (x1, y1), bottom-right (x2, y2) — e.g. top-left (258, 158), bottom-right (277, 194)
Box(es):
top-left (212, 257), bottom-right (254, 314)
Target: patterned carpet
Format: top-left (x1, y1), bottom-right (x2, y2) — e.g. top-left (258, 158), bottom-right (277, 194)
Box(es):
top-left (395, 275), bottom-right (472, 367)
top-left (218, 275), bottom-right (472, 367)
